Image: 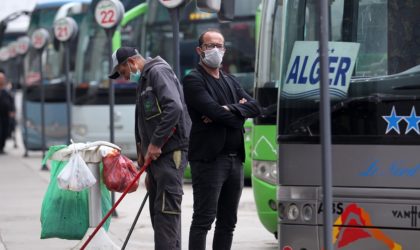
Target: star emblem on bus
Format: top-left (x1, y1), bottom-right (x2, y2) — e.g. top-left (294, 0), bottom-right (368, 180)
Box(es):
top-left (403, 106), bottom-right (420, 134)
top-left (382, 106), bottom-right (403, 134)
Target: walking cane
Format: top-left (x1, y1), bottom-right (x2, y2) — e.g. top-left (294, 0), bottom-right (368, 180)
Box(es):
top-left (121, 192), bottom-right (149, 250)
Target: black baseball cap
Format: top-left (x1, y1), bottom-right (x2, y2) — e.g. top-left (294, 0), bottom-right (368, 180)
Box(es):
top-left (108, 47), bottom-right (140, 79)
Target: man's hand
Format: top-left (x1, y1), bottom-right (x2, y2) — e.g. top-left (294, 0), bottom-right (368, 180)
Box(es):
top-left (239, 98), bottom-right (247, 104)
top-left (137, 153), bottom-right (145, 168)
top-left (145, 144), bottom-right (162, 161)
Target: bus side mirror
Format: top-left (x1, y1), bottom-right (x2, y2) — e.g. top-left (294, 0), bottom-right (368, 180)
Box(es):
top-left (218, 0), bottom-right (235, 23)
top-left (196, 0), bottom-right (221, 13)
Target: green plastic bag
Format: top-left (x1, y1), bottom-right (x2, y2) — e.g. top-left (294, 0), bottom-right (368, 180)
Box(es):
top-left (40, 147), bottom-right (112, 240)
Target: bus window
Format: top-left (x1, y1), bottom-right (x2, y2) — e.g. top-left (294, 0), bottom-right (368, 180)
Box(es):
top-left (143, 0), bottom-right (260, 95)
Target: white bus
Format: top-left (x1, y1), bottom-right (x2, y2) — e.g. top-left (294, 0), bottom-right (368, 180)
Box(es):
top-left (264, 0), bottom-right (420, 248)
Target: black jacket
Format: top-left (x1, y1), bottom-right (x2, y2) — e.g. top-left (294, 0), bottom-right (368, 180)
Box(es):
top-left (135, 56), bottom-right (191, 156)
top-left (183, 64), bottom-right (260, 162)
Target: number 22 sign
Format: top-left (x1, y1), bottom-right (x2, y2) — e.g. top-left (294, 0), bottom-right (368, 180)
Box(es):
top-left (95, 0), bottom-right (124, 29)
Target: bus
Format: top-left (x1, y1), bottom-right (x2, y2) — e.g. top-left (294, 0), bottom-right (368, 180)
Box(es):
top-left (72, 0), bottom-right (147, 158)
top-left (23, 0), bottom-right (90, 150)
top-left (0, 10), bottom-right (31, 90)
top-left (142, 0), bottom-right (261, 179)
top-left (251, 0), bottom-right (281, 238)
top-left (275, 0), bottom-right (420, 249)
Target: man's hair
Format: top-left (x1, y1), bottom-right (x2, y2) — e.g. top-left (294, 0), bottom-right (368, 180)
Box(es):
top-left (198, 29), bottom-right (224, 47)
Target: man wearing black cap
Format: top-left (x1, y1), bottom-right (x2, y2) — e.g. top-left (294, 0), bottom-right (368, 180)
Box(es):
top-left (109, 47), bottom-right (191, 250)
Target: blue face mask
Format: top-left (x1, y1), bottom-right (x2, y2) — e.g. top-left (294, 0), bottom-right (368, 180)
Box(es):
top-left (128, 63), bottom-right (141, 82)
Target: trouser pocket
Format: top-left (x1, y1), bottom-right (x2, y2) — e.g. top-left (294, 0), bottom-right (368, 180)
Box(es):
top-left (162, 188), bottom-right (183, 214)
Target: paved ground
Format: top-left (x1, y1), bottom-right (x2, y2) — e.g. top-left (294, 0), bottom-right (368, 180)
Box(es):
top-left (0, 132), bottom-right (278, 250)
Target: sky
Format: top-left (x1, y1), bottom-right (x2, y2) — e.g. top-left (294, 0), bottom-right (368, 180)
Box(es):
top-left (0, 0), bottom-right (37, 32)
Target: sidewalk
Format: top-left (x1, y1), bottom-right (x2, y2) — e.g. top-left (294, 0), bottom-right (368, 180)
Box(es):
top-left (0, 136), bottom-right (277, 250)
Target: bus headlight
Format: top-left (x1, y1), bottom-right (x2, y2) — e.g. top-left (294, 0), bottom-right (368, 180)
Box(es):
top-left (252, 160), bottom-right (277, 184)
top-left (287, 204), bottom-right (299, 220)
top-left (302, 204), bottom-right (313, 221)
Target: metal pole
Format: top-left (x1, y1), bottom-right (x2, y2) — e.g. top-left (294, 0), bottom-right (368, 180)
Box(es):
top-left (12, 57), bottom-right (18, 148)
top-left (64, 43), bottom-right (71, 145)
top-left (169, 7), bottom-right (181, 79)
top-left (21, 55), bottom-right (29, 157)
top-left (106, 30), bottom-right (115, 144)
top-left (106, 29), bottom-right (117, 217)
top-left (39, 51), bottom-right (48, 171)
top-left (87, 162), bottom-right (102, 226)
top-left (318, 0), bottom-right (333, 249)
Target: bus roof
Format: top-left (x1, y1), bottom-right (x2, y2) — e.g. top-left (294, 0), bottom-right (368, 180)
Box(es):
top-left (35, 0), bottom-right (90, 9)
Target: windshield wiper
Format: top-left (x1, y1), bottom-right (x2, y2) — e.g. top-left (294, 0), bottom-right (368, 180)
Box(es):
top-left (393, 84), bottom-right (420, 90)
top-left (287, 93), bottom-right (420, 135)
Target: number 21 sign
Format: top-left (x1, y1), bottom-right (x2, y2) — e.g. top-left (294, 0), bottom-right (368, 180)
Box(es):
top-left (54, 17), bottom-right (78, 42)
top-left (95, 0), bottom-right (124, 29)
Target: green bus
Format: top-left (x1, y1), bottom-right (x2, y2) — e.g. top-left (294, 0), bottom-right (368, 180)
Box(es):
top-left (251, 0), bottom-right (281, 238)
top-left (74, 0), bottom-right (260, 181)
top-left (141, 0), bottom-right (261, 180)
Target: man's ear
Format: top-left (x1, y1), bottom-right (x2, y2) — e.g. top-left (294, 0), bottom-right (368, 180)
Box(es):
top-left (196, 47), bottom-right (204, 58)
top-left (127, 57), bottom-right (135, 66)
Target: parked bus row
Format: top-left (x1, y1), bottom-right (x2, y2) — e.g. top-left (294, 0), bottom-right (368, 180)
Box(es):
top-left (0, 0), bottom-right (271, 239)
top-left (3, 0), bottom-right (419, 248)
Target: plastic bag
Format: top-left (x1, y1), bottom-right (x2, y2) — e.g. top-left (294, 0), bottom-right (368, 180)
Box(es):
top-left (40, 160), bottom-right (112, 240)
top-left (57, 150), bottom-right (96, 191)
top-left (103, 151), bottom-right (139, 193)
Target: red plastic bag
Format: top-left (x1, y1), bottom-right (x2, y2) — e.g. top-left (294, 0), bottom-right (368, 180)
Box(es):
top-left (102, 151), bottom-right (139, 193)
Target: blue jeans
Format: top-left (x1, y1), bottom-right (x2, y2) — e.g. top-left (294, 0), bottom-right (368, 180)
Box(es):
top-left (188, 154), bottom-right (244, 250)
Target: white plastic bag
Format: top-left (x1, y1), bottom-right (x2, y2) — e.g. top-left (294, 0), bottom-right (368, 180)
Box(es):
top-left (57, 150), bottom-right (97, 191)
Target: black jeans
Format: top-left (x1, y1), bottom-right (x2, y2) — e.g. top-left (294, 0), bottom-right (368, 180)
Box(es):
top-left (0, 115), bottom-right (10, 151)
top-left (189, 154), bottom-right (244, 250)
top-left (147, 150), bottom-right (187, 250)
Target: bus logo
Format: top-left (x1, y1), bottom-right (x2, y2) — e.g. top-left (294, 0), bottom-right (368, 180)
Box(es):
top-left (333, 203), bottom-right (402, 249)
top-left (282, 41), bottom-right (359, 100)
top-left (383, 106), bottom-right (420, 135)
top-left (392, 206), bottom-right (420, 228)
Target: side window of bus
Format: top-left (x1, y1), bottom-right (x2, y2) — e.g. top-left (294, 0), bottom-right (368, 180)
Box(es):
top-left (387, 0), bottom-right (420, 74)
top-left (121, 15), bottom-right (145, 48)
top-left (270, 2), bottom-right (282, 85)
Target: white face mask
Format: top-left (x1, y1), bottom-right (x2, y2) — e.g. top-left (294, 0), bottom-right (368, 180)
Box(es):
top-left (201, 48), bottom-right (225, 68)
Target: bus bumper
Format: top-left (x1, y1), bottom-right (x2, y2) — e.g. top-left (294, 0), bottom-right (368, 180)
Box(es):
top-left (251, 175), bottom-right (277, 235)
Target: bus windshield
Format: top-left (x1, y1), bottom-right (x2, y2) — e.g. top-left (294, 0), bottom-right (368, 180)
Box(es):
top-left (278, 0), bottom-right (420, 144)
top-left (143, 0), bottom-right (260, 95)
top-left (26, 7), bottom-right (63, 85)
top-left (254, 0), bottom-right (282, 125)
top-left (25, 6), bottom-right (85, 85)
top-left (74, 1), bottom-right (145, 105)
